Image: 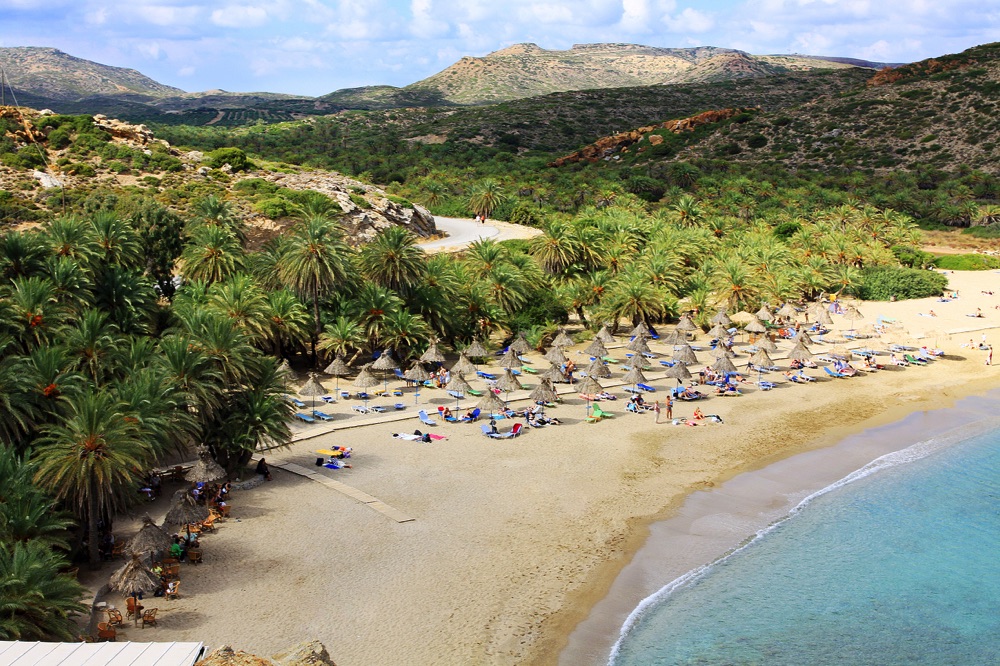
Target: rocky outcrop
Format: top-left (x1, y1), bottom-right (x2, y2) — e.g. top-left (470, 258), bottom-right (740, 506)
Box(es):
top-left (251, 172), bottom-right (437, 242)
top-left (195, 641), bottom-right (337, 666)
top-left (195, 646), bottom-right (273, 666)
top-left (549, 108), bottom-right (750, 166)
top-left (92, 114), bottom-right (169, 148)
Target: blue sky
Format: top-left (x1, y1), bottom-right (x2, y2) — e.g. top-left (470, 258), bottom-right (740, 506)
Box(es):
top-left (1, 0), bottom-right (996, 96)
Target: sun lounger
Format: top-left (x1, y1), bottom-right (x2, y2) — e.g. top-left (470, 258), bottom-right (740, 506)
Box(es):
top-left (659, 360), bottom-right (676, 367)
top-left (418, 410), bottom-right (437, 426)
top-left (351, 405), bottom-right (369, 414)
top-left (312, 410), bottom-right (334, 421)
top-left (370, 405), bottom-right (387, 413)
top-left (904, 354), bottom-right (928, 365)
top-left (823, 367), bottom-right (847, 378)
top-left (286, 396), bottom-right (306, 408)
top-left (461, 408), bottom-right (481, 422)
top-left (602, 356), bottom-right (619, 364)
top-left (467, 388), bottom-right (484, 396)
top-left (357, 391), bottom-right (371, 400)
top-left (490, 423), bottom-right (523, 439)
top-left (447, 390), bottom-right (465, 400)
top-left (293, 412), bottom-right (316, 423)
top-left (624, 386), bottom-right (641, 394)
top-left (756, 381), bottom-right (775, 391)
top-left (340, 390), bottom-right (350, 399)
top-left (591, 405), bottom-right (613, 419)
top-left (394, 403), bottom-right (406, 410)
top-left (637, 383), bottom-right (655, 392)
top-left (522, 366), bottom-right (538, 374)
top-left (477, 371), bottom-right (497, 380)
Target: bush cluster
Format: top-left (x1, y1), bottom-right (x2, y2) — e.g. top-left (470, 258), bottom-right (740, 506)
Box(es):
top-left (855, 266), bottom-right (948, 300)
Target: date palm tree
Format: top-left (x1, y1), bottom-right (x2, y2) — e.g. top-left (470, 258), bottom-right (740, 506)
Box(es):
top-left (180, 224), bottom-right (245, 284)
top-left (530, 221), bottom-right (581, 276)
top-left (318, 315), bottom-right (366, 361)
top-left (0, 447), bottom-right (74, 550)
top-left (0, 335), bottom-right (35, 447)
top-left (89, 212), bottom-right (142, 268)
top-left (468, 179), bottom-right (507, 220)
top-left (358, 226), bottom-right (426, 295)
top-left (0, 541), bottom-right (87, 640)
top-left (60, 309), bottom-right (121, 384)
top-left (262, 289), bottom-right (311, 358)
top-left (208, 273), bottom-right (270, 342)
top-left (350, 283), bottom-right (404, 351)
top-left (41, 216), bottom-right (98, 268)
top-left (0, 231), bottom-right (47, 281)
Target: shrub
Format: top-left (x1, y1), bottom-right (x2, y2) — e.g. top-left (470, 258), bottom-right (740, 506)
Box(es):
top-left (508, 204), bottom-right (541, 227)
top-left (773, 221), bottom-right (801, 240)
top-left (207, 147), bottom-right (251, 172)
top-left (349, 193), bottom-right (371, 209)
top-left (855, 266), bottom-right (947, 300)
top-left (891, 244), bottom-right (935, 268)
top-left (932, 254), bottom-right (1000, 270)
top-left (254, 197), bottom-right (293, 218)
top-left (962, 225), bottom-right (1000, 239)
top-left (385, 194), bottom-right (413, 209)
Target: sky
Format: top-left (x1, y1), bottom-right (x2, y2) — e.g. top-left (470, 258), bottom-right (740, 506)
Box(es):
top-left (1, 0), bottom-right (997, 97)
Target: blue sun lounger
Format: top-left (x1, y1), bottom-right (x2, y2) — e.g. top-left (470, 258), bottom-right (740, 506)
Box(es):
top-left (824, 367), bottom-right (847, 378)
top-left (312, 410), bottom-right (334, 421)
top-left (418, 410), bottom-right (437, 426)
top-left (286, 396), bottom-right (306, 409)
top-left (292, 412), bottom-right (316, 423)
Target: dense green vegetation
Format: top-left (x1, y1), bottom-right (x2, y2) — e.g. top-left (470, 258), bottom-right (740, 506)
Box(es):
top-left (932, 253), bottom-right (1000, 270)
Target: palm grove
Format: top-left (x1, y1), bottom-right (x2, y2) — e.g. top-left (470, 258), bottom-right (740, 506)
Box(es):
top-left (0, 125), bottom-right (951, 644)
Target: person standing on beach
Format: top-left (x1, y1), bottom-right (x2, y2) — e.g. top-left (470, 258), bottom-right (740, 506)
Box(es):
top-left (987, 346), bottom-right (993, 366)
top-left (665, 396), bottom-right (673, 421)
top-left (653, 400), bottom-right (661, 423)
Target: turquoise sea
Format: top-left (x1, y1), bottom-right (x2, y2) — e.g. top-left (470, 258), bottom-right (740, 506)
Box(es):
top-left (611, 402), bottom-right (1000, 666)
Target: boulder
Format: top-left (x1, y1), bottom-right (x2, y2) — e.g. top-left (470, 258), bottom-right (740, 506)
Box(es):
top-left (195, 645), bottom-right (273, 666)
top-left (272, 640), bottom-right (337, 665)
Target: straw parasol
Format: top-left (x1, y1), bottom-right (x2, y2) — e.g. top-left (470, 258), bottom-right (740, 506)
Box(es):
top-left (420, 341), bottom-right (446, 364)
top-left (495, 369), bottom-right (523, 405)
top-left (745, 316), bottom-right (767, 335)
top-left (750, 348), bottom-right (774, 368)
top-left (465, 338), bottom-right (490, 358)
top-left (661, 329), bottom-right (686, 346)
top-left (672, 343), bottom-right (699, 365)
top-left (498, 348), bottom-right (522, 370)
top-left (730, 311), bottom-right (755, 324)
top-left (586, 358), bottom-right (612, 379)
top-left (777, 303), bottom-right (798, 319)
top-left (542, 363), bottom-right (567, 383)
top-left (755, 336), bottom-right (778, 352)
top-left (528, 378), bottom-right (560, 405)
top-left (830, 346), bottom-right (853, 360)
top-left (788, 341), bottom-right (813, 361)
top-left (185, 447), bottom-right (226, 484)
top-left (626, 336), bottom-right (651, 354)
top-left (663, 362), bottom-right (692, 385)
top-left (711, 309), bottom-right (732, 326)
top-left (596, 325), bottom-right (616, 344)
top-left (476, 390), bottom-right (507, 415)
top-left (164, 489), bottom-right (209, 541)
top-left (352, 365), bottom-right (381, 409)
top-left (445, 373), bottom-right (473, 409)
top-left (404, 361), bottom-right (431, 403)
top-left (755, 305), bottom-right (774, 322)
top-left (110, 554), bottom-right (162, 625)
top-left (577, 375), bottom-right (603, 417)
top-left (125, 516), bottom-right (173, 559)
top-left (844, 306), bottom-right (864, 334)
top-left (451, 353), bottom-right (478, 376)
top-left (707, 323), bottom-right (728, 339)
top-left (713, 355), bottom-right (738, 374)
top-left (798, 330), bottom-right (814, 345)
top-left (277, 359), bottom-right (292, 391)
top-left (630, 321), bottom-right (651, 338)
top-left (621, 364), bottom-right (648, 390)
top-left (544, 346), bottom-right (568, 365)
top-left (709, 345), bottom-right (734, 359)
top-left (584, 338), bottom-right (608, 358)
top-left (371, 349), bottom-right (400, 392)
top-left (813, 305), bottom-right (833, 326)
top-left (323, 355), bottom-right (351, 391)
top-left (298, 372), bottom-right (328, 411)
top-left (552, 328), bottom-right (575, 347)
top-left (627, 354), bottom-right (652, 370)
top-left (676, 315), bottom-right (698, 333)
top-left (509, 333), bottom-right (533, 355)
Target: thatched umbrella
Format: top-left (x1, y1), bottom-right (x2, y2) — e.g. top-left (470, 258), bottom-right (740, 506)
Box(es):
top-left (371, 349), bottom-right (400, 393)
top-left (542, 363), bottom-right (567, 383)
top-left (707, 323), bottom-right (728, 339)
top-left (352, 365), bottom-right (381, 409)
top-left (495, 369), bottom-right (523, 406)
top-left (578, 375), bottom-right (603, 418)
top-left (509, 333), bottom-right (533, 355)
top-left (420, 341), bottom-right (446, 364)
top-left (798, 330), bottom-right (814, 345)
top-left (553, 328), bottom-right (575, 347)
top-left (596, 325), bottom-right (616, 344)
top-left (277, 359), bottom-right (292, 392)
top-left (110, 554), bottom-right (162, 626)
top-left (584, 338), bottom-right (608, 358)
top-left (663, 362), bottom-right (692, 386)
top-left (709, 345), bottom-right (734, 359)
top-left (626, 336), bottom-right (651, 355)
top-left (465, 338), bottom-right (490, 359)
top-left (749, 349), bottom-right (774, 383)
top-left (777, 303), bottom-right (798, 319)
top-left (713, 355), bottom-right (738, 375)
top-left (627, 354), bottom-right (652, 370)
top-left (404, 361), bottom-right (431, 404)
top-left (628, 321), bottom-right (650, 339)
top-left (476, 389), bottom-right (507, 416)
top-left (323, 355), bottom-right (351, 392)
top-left (164, 490), bottom-right (209, 541)
top-left (844, 306), bottom-right (864, 335)
top-left (745, 317), bottom-right (767, 335)
top-left (730, 311), bottom-right (755, 324)
top-left (586, 358), bottom-right (612, 379)
top-left (185, 447), bottom-right (226, 484)
top-left (813, 305), bottom-right (833, 326)
top-left (622, 365), bottom-right (647, 392)
top-left (661, 329), bottom-right (686, 346)
top-left (125, 516), bottom-right (173, 559)
top-left (445, 373), bottom-right (473, 409)
top-left (298, 372), bottom-right (328, 411)
top-left (755, 305), bottom-right (774, 322)
top-left (676, 315), bottom-right (698, 333)
top-left (672, 343), bottom-right (699, 366)
top-left (830, 347), bottom-right (854, 361)
top-left (451, 353), bottom-right (478, 377)
top-left (788, 341), bottom-right (813, 362)
top-left (755, 336), bottom-right (778, 353)
top-left (544, 346), bottom-right (568, 365)
top-left (529, 378), bottom-right (560, 405)
top-left (711, 309), bottom-right (732, 327)
top-left (498, 348), bottom-right (522, 370)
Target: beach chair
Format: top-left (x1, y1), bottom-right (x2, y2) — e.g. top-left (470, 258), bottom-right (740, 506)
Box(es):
top-left (340, 390), bottom-right (350, 399)
top-left (351, 405), bottom-right (369, 414)
top-left (757, 381), bottom-right (775, 391)
top-left (357, 391), bottom-right (372, 400)
top-left (461, 408), bottom-right (481, 422)
top-left (370, 405), bottom-right (387, 413)
top-left (904, 354), bottom-right (928, 365)
top-left (659, 360), bottom-right (676, 367)
top-left (141, 609), bottom-right (158, 628)
top-left (166, 580), bottom-right (182, 599)
top-left (286, 396), bottom-right (306, 409)
top-left (321, 395), bottom-right (336, 404)
top-left (126, 597), bottom-right (142, 621)
top-left (623, 386), bottom-right (641, 394)
top-left (467, 388), bottom-right (484, 397)
top-left (490, 423), bottom-right (523, 439)
top-left (96, 621), bottom-right (117, 642)
top-left (637, 383), bottom-right (656, 392)
top-left (477, 371), bottom-right (497, 380)
top-left (394, 403), bottom-right (406, 410)
top-left (522, 366), bottom-right (538, 374)
top-left (292, 412), bottom-right (316, 423)
top-left (480, 424), bottom-right (497, 437)
top-left (418, 410), bottom-right (437, 426)
top-left (393, 389), bottom-right (404, 396)
top-left (625, 402), bottom-right (640, 413)
top-left (823, 367), bottom-right (847, 379)
top-left (592, 405), bottom-right (613, 419)
top-left (312, 410), bottom-right (334, 421)
top-left (447, 390), bottom-right (465, 400)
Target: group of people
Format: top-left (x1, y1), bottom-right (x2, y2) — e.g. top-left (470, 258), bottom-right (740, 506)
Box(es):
top-left (191, 481), bottom-right (231, 506)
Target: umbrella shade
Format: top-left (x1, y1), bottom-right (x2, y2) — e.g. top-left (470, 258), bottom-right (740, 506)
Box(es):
top-left (584, 338), bottom-right (608, 358)
top-left (528, 379), bottom-right (560, 404)
top-left (707, 323), bottom-right (728, 338)
top-left (676, 315), bottom-right (698, 332)
top-left (164, 490), bottom-right (209, 528)
top-left (542, 363), bottom-right (567, 382)
top-left (552, 329), bottom-right (575, 347)
top-left (185, 448), bottom-right (226, 484)
top-left (496, 369), bottom-right (523, 392)
top-left (404, 362), bottom-right (431, 381)
top-left (451, 353), bottom-right (478, 376)
top-left (419, 342), bottom-right (446, 364)
top-left (660, 329), bottom-right (685, 346)
top-left (830, 347), bottom-right (853, 360)
top-left (622, 365), bottom-right (648, 385)
top-left (672, 344), bottom-right (698, 365)
top-left (629, 321), bottom-right (651, 338)
top-left (730, 311), bottom-right (755, 324)
top-left (352, 366), bottom-right (381, 389)
top-left (476, 390), bottom-right (507, 414)
top-left (777, 303), bottom-right (798, 318)
top-left (509, 334), bottom-right (533, 355)
top-left (813, 306), bottom-right (833, 325)
top-left (544, 346), bottom-right (568, 365)
top-left (745, 317), bottom-right (767, 334)
top-left (595, 325), bottom-right (616, 344)
top-left (110, 554), bottom-right (162, 599)
top-left (755, 337), bottom-right (778, 352)
top-left (750, 349), bottom-right (774, 367)
top-left (787, 343), bottom-right (813, 361)
top-left (711, 309), bottom-right (732, 326)
top-left (299, 372), bottom-right (329, 411)
top-left (464, 339), bottom-right (490, 357)
top-left (125, 516), bottom-right (173, 558)
top-left (324, 356), bottom-right (350, 376)
top-left (445, 373), bottom-right (473, 394)
top-left (578, 375), bottom-right (603, 395)
top-left (663, 363), bottom-right (692, 383)
top-left (371, 349), bottom-right (400, 371)
top-left (277, 359), bottom-right (292, 378)
top-left (627, 355), bottom-right (652, 369)
top-left (798, 330), bottom-right (814, 345)
top-left (586, 358), bottom-right (612, 379)
top-left (755, 305), bottom-right (774, 321)
top-left (498, 349), bottom-right (523, 369)
top-left (713, 355), bottom-right (739, 374)
top-left (844, 306), bottom-right (864, 321)
top-left (626, 336), bottom-right (651, 354)
top-left (709, 345), bottom-right (734, 359)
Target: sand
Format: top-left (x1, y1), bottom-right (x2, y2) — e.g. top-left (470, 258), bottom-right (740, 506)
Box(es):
top-left (96, 270), bottom-right (1000, 665)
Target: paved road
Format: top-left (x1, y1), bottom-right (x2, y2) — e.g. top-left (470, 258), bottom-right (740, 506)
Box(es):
top-left (418, 216), bottom-right (542, 253)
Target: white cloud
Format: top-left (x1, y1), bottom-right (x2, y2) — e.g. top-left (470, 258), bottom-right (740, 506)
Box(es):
top-left (663, 7), bottom-right (714, 33)
top-left (177, 65), bottom-right (195, 76)
top-left (211, 5), bottom-right (269, 29)
top-left (411, 0), bottom-right (450, 38)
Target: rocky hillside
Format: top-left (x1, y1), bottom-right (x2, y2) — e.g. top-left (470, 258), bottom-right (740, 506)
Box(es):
top-left (0, 107), bottom-right (436, 244)
top-left (399, 42), bottom-right (871, 105)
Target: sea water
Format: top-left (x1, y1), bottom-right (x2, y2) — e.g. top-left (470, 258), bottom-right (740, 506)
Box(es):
top-left (611, 421), bottom-right (1000, 665)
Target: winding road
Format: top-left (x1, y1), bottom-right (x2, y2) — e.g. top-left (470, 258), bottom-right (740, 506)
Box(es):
top-left (418, 216), bottom-right (542, 253)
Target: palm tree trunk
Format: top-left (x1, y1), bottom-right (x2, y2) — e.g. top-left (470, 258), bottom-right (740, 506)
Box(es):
top-left (311, 285), bottom-right (320, 367)
top-left (87, 492), bottom-right (100, 568)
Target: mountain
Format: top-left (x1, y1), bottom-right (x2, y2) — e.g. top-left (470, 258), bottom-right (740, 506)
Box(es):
top-left (390, 43), bottom-right (884, 106)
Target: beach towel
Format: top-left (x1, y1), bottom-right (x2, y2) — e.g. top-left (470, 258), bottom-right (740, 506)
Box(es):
top-left (392, 432), bottom-right (446, 441)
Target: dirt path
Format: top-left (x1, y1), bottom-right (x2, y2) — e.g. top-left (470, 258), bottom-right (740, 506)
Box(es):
top-left (419, 216), bottom-right (542, 253)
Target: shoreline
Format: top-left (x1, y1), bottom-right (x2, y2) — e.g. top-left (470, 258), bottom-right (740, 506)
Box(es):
top-left (554, 383), bottom-right (1000, 666)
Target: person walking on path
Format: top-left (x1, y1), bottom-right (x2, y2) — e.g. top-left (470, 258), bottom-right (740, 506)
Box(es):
top-left (987, 346), bottom-right (993, 366)
top-left (653, 400), bottom-right (661, 423)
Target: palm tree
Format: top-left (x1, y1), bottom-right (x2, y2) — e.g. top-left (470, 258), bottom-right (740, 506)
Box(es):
top-left (357, 226), bottom-right (427, 294)
top-left (41, 216), bottom-right (97, 268)
top-left (0, 231), bottom-right (47, 281)
top-left (711, 255), bottom-right (761, 312)
top-left (350, 283), bottom-right (404, 351)
top-left (463, 238), bottom-right (507, 280)
top-left (468, 179), bottom-right (507, 219)
top-left (0, 447), bottom-right (74, 550)
top-left (5, 277), bottom-right (65, 351)
top-left (60, 309), bottom-right (121, 384)
top-left (318, 316), bottom-right (366, 361)
top-left (262, 289), bottom-right (311, 358)
top-left (33, 389), bottom-right (154, 565)
top-left (481, 264), bottom-right (529, 317)
top-left (89, 212), bottom-right (142, 268)
top-left (530, 221), bottom-right (581, 275)
top-left (208, 273), bottom-right (270, 341)
top-left (381, 310), bottom-right (432, 359)
top-left (156, 334), bottom-right (225, 421)
top-left (0, 335), bottom-right (35, 447)
top-left (43, 256), bottom-right (94, 310)
top-left (667, 194), bottom-right (705, 228)
top-left (0, 541), bottom-right (87, 640)
top-left (276, 215), bottom-right (351, 363)
top-left (92, 267), bottom-right (157, 336)
top-left (180, 224), bottom-right (245, 284)
top-left (598, 279), bottom-right (672, 329)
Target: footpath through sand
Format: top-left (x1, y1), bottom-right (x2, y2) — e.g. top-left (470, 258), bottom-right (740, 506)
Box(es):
top-left (419, 216), bottom-right (542, 252)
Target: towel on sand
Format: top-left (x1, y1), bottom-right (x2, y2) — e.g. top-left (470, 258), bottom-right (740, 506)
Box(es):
top-left (393, 432), bottom-right (447, 441)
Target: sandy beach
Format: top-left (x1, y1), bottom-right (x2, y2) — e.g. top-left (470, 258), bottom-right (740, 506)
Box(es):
top-left (94, 270), bottom-right (1000, 665)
